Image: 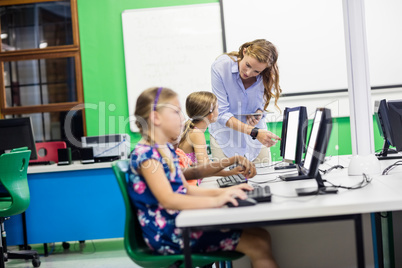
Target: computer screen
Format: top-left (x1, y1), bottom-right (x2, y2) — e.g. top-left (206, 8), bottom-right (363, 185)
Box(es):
top-left (280, 106), bottom-right (307, 165)
top-left (295, 108), bottom-right (337, 196)
top-left (0, 117), bottom-right (38, 160)
top-left (374, 99), bottom-right (402, 160)
top-left (303, 110), bottom-right (322, 170)
top-left (387, 100), bottom-right (402, 152)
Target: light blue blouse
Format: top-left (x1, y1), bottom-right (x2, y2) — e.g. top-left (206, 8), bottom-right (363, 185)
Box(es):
top-left (209, 54), bottom-right (267, 161)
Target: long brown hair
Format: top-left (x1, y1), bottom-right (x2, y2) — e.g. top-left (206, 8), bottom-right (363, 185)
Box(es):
top-left (227, 39), bottom-right (282, 111)
top-left (179, 91), bottom-right (217, 147)
top-left (134, 87), bottom-right (178, 174)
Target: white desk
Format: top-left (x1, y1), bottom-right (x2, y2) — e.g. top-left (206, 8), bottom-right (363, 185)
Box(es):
top-left (176, 156), bottom-right (402, 268)
top-left (27, 161), bottom-right (112, 174)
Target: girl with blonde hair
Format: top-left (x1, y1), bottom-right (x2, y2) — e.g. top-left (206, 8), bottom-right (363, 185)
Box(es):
top-left (179, 91), bottom-right (249, 180)
top-left (129, 87), bottom-right (278, 268)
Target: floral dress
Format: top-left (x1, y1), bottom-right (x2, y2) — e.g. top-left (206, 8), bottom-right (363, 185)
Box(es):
top-left (128, 143), bottom-right (242, 255)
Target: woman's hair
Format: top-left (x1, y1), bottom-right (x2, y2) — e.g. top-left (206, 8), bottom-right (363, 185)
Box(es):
top-left (134, 87), bottom-right (178, 174)
top-left (179, 91), bottom-right (217, 147)
top-left (227, 39), bottom-right (282, 111)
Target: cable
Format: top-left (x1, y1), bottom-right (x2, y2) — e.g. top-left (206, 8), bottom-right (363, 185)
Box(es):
top-left (382, 160), bottom-right (402, 175)
top-left (257, 169), bottom-right (298, 176)
top-left (323, 173), bottom-right (372, 190)
top-left (248, 177), bottom-right (282, 184)
top-left (318, 164), bottom-right (344, 175)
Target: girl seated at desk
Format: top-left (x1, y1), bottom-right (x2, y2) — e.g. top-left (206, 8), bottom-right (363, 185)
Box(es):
top-left (178, 91), bottom-right (246, 182)
top-left (128, 87), bottom-right (278, 268)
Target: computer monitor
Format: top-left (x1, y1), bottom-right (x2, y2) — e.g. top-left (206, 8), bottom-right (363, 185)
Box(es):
top-left (294, 108), bottom-right (337, 196)
top-left (386, 100), bottom-right (402, 151)
top-left (279, 106), bottom-right (308, 168)
top-left (374, 99), bottom-right (402, 160)
top-left (0, 117), bottom-right (38, 160)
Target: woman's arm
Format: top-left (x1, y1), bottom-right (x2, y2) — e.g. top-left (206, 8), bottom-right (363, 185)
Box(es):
top-left (141, 159), bottom-right (251, 209)
top-left (226, 116), bottom-right (280, 147)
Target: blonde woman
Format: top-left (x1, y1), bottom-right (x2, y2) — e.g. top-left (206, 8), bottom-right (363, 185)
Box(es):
top-left (209, 39), bottom-right (282, 163)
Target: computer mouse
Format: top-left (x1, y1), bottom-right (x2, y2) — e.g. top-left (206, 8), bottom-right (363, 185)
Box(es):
top-left (226, 197), bottom-right (257, 207)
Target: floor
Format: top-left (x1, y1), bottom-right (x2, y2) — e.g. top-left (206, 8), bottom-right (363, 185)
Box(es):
top-left (5, 238), bottom-right (141, 268)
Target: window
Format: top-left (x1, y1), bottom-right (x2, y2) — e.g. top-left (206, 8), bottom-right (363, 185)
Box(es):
top-left (0, 0), bottom-right (85, 146)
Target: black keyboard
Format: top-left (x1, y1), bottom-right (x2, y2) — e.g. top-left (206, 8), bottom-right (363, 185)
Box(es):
top-left (217, 174), bottom-right (248, 188)
top-left (28, 161), bottom-right (55, 166)
top-left (247, 185), bottom-right (272, 203)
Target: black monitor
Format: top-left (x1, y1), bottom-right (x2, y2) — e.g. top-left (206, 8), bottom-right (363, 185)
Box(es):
top-left (278, 106), bottom-right (307, 169)
top-left (374, 99), bottom-right (402, 160)
top-left (295, 108), bottom-right (337, 196)
top-left (0, 117), bottom-right (38, 160)
top-left (386, 100), bottom-right (402, 151)
top-left (280, 108), bottom-right (337, 195)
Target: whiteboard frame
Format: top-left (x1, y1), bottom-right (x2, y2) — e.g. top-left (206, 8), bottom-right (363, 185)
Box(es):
top-left (122, 3), bottom-right (224, 133)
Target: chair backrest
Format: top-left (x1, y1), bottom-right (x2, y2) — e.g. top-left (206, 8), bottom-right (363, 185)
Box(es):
top-left (112, 160), bottom-right (150, 255)
top-left (29, 141), bottom-right (67, 163)
top-left (0, 149), bottom-right (31, 216)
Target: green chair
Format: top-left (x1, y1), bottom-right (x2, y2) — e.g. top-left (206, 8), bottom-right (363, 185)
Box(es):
top-left (112, 160), bottom-right (243, 268)
top-left (0, 149), bottom-right (41, 268)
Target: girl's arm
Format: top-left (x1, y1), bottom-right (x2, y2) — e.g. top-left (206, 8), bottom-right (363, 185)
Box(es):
top-left (186, 183), bottom-right (253, 197)
top-left (190, 130), bottom-right (210, 165)
top-left (191, 131), bottom-right (239, 177)
top-left (182, 156), bottom-right (257, 180)
top-left (141, 159), bottom-right (251, 209)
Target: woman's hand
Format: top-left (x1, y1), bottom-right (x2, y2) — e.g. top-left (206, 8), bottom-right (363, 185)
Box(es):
top-left (256, 129), bottom-right (280, 148)
top-left (233, 156), bottom-right (257, 178)
top-left (215, 184), bottom-right (254, 207)
top-left (246, 111), bottom-right (263, 126)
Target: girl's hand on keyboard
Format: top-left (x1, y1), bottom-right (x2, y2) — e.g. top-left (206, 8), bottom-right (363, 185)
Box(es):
top-left (234, 156), bottom-right (257, 178)
top-left (228, 183), bottom-right (254, 192)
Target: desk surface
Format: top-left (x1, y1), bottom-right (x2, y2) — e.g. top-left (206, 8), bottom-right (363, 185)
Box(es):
top-left (27, 161), bottom-right (113, 174)
top-left (176, 155), bottom-right (402, 228)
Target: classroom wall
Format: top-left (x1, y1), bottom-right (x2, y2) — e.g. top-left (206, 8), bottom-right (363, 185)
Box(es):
top-left (75, 1), bottom-right (388, 267)
top-left (76, 0), bottom-right (386, 159)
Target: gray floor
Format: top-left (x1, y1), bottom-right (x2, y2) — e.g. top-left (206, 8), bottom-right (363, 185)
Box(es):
top-left (5, 238), bottom-right (141, 268)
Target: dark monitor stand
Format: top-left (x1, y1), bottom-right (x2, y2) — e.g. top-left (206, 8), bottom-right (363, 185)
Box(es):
top-left (295, 172), bottom-right (338, 196)
top-left (376, 141), bottom-right (402, 160)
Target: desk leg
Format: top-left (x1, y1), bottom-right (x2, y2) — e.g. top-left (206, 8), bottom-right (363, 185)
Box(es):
top-left (182, 228), bottom-right (192, 268)
top-left (354, 214), bottom-right (365, 268)
top-left (371, 213), bottom-right (384, 268)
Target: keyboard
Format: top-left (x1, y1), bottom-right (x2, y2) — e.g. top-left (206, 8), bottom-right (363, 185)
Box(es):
top-left (28, 161), bottom-right (55, 166)
top-left (217, 174), bottom-right (248, 188)
top-left (247, 185), bottom-right (272, 203)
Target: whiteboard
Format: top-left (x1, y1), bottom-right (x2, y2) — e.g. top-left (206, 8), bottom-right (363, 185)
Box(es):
top-left (222, 0), bottom-right (402, 95)
top-left (122, 4), bottom-right (224, 132)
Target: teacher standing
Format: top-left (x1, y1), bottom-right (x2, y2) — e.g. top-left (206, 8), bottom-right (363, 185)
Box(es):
top-left (209, 39), bottom-right (282, 163)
